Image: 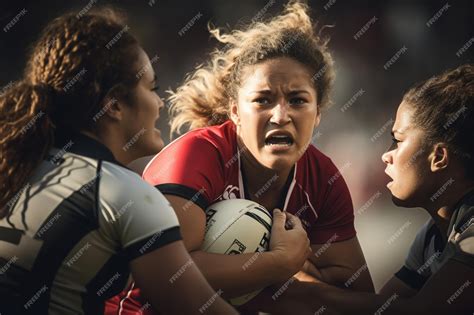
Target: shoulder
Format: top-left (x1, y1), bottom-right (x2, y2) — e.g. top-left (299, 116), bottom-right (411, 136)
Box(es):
top-left (99, 162), bottom-right (172, 216)
top-left (413, 218), bottom-right (437, 250)
top-left (143, 121), bottom-right (236, 181)
top-left (302, 145), bottom-right (343, 177)
top-left (160, 120), bottom-right (235, 153)
top-left (300, 145), bottom-right (351, 193)
top-left (99, 161), bottom-right (180, 244)
top-left (450, 194), bottom-right (474, 259)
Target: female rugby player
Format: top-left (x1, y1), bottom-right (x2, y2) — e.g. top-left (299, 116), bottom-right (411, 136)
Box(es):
top-left (0, 8), bottom-right (236, 315)
top-left (255, 65), bottom-right (474, 314)
top-left (109, 1), bottom-right (374, 314)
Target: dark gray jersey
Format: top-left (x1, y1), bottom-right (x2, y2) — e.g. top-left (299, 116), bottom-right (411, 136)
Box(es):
top-left (0, 132), bottom-right (181, 314)
top-left (395, 190), bottom-right (474, 290)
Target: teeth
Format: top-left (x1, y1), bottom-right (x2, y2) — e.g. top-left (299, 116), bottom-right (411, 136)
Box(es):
top-left (265, 134), bottom-right (293, 146)
top-left (268, 143), bottom-right (291, 146)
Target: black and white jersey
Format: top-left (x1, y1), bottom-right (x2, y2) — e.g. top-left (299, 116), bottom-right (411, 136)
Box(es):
top-left (0, 131), bottom-right (181, 315)
top-left (395, 190), bottom-right (474, 290)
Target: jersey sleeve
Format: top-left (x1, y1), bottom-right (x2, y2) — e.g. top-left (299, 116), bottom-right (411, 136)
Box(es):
top-left (99, 162), bottom-right (181, 261)
top-left (451, 210), bottom-right (474, 268)
top-left (142, 132), bottom-right (225, 211)
top-left (394, 220), bottom-right (433, 290)
top-left (309, 158), bottom-right (356, 244)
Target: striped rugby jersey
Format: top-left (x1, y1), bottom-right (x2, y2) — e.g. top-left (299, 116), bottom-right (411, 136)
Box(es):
top-left (0, 131), bottom-right (181, 314)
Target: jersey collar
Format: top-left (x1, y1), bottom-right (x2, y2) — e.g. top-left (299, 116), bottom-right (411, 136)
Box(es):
top-left (237, 145), bottom-right (297, 211)
top-left (53, 129), bottom-right (123, 166)
top-left (449, 188), bottom-right (474, 235)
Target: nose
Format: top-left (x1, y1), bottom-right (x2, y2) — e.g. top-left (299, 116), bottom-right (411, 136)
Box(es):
top-left (157, 95), bottom-right (165, 110)
top-left (381, 150), bottom-right (392, 164)
top-left (270, 102), bottom-right (291, 125)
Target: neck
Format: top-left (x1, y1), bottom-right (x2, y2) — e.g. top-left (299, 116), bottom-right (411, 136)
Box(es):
top-left (424, 180), bottom-right (474, 236)
top-left (81, 129), bottom-right (134, 165)
top-left (237, 137), bottom-right (292, 210)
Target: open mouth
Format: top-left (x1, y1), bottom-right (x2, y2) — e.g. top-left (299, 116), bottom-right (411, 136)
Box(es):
top-left (264, 131), bottom-right (294, 147)
top-left (384, 171), bottom-right (393, 187)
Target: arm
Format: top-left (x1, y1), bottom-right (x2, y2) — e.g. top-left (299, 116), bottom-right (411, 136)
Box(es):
top-left (300, 237), bottom-right (375, 292)
top-left (268, 258), bottom-right (473, 315)
top-left (294, 157), bottom-right (374, 292)
top-left (245, 237), bottom-right (374, 314)
top-left (379, 275), bottom-right (417, 297)
top-left (131, 240), bottom-right (237, 315)
top-left (168, 194), bottom-right (311, 298)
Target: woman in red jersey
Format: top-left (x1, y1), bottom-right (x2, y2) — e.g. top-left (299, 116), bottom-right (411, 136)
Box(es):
top-left (107, 1), bottom-right (373, 314)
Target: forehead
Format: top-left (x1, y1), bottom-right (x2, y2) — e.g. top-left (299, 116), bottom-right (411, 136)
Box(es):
top-left (136, 48), bottom-right (155, 82)
top-left (239, 57), bottom-right (314, 91)
top-left (393, 101), bottom-right (415, 133)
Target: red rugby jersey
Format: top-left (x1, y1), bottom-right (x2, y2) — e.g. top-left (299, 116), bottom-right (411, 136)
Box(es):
top-left (105, 120), bottom-right (355, 315)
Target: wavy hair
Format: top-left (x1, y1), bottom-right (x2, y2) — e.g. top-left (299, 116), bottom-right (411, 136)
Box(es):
top-left (168, 0), bottom-right (335, 135)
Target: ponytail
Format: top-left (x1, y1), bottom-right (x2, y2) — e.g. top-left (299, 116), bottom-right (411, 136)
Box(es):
top-left (0, 81), bottom-right (55, 219)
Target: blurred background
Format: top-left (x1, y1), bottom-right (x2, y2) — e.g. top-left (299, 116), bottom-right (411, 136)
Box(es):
top-left (1, 0), bottom-right (472, 291)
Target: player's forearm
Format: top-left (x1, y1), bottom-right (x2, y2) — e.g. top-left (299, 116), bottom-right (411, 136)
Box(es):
top-left (303, 259), bottom-right (374, 292)
top-left (259, 281), bottom-right (454, 315)
top-left (242, 276), bottom-right (391, 315)
top-left (190, 250), bottom-right (289, 298)
top-left (300, 281), bottom-right (425, 315)
top-left (317, 265), bottom-right (375, 292)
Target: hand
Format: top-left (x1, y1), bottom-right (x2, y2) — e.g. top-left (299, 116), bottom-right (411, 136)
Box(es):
top-left (293, 260), bottom-right (325, 283)
top-left (269, 209), bottom-right (311, 280)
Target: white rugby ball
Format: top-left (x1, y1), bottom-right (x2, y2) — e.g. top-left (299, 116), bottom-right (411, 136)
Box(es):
top-left (201, 199), bottom-right (272, 305)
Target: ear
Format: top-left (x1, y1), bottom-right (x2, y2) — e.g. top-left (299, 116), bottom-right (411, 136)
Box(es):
top-left (99, 84), bottom-right (132, 123)
top-left (314, 106), bottom-right (322, 127)
top-left (102, 96), bottom-right (124, 121)
top-left (229, 100), bottom-right (240, 126)
top-left (430, 143), bottom-right (449, 173)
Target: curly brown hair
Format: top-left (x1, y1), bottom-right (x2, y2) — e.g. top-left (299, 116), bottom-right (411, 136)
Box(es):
top-left (168, 0), bottom-right (335, 135)
top-left (403, 64), bottom-right (474, 179)
top-left (0, 8), bottom-right (141, 219)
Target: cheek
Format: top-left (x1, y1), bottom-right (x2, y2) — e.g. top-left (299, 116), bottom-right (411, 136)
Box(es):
top-left (295, 111), bottom-right (317, 142)
top-left (136, 98), bottom-right (159, 127)
top-left (391, 150), bottom-right (430, 198)
top-left (239, 107), bottom-right (266, 146)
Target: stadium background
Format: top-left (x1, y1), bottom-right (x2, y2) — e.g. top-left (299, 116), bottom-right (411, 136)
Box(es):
top-left (1, 0), bottom-right (472, 291)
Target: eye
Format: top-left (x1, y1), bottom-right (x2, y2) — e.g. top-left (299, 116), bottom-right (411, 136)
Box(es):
top-left (151, 85), bottom-right (160, 93)
top-left (253, 97), bottom-right (271, 105)
top-left (289, 97), bottom-right (307, 106)
top-left (388, 137), bottom-right (401, 151)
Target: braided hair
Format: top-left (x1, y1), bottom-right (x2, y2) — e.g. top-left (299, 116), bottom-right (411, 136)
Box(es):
top-left (0, 8), bottom-right (140, 219)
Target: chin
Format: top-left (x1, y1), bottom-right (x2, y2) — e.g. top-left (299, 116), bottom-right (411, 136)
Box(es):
top-left (391, 195), bottom-right (410, 207)
top-left (152, 140), bottom-right (165, 154)
top-left (141, 138), bottom-right (164, 158)
top-left (389, 191), bottom-right (419, 208)
top-left (261, 156), bottom-right (295, 172)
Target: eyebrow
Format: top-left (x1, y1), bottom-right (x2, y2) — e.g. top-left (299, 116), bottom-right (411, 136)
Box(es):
top-left (249, 89), bottom-right (271, 94)
top-left (391, 130), bottom-right (404, 136)
top-left (288, 90), bottom-right (311, 95)
top-left (249, 89), bottom-right (311, 95)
